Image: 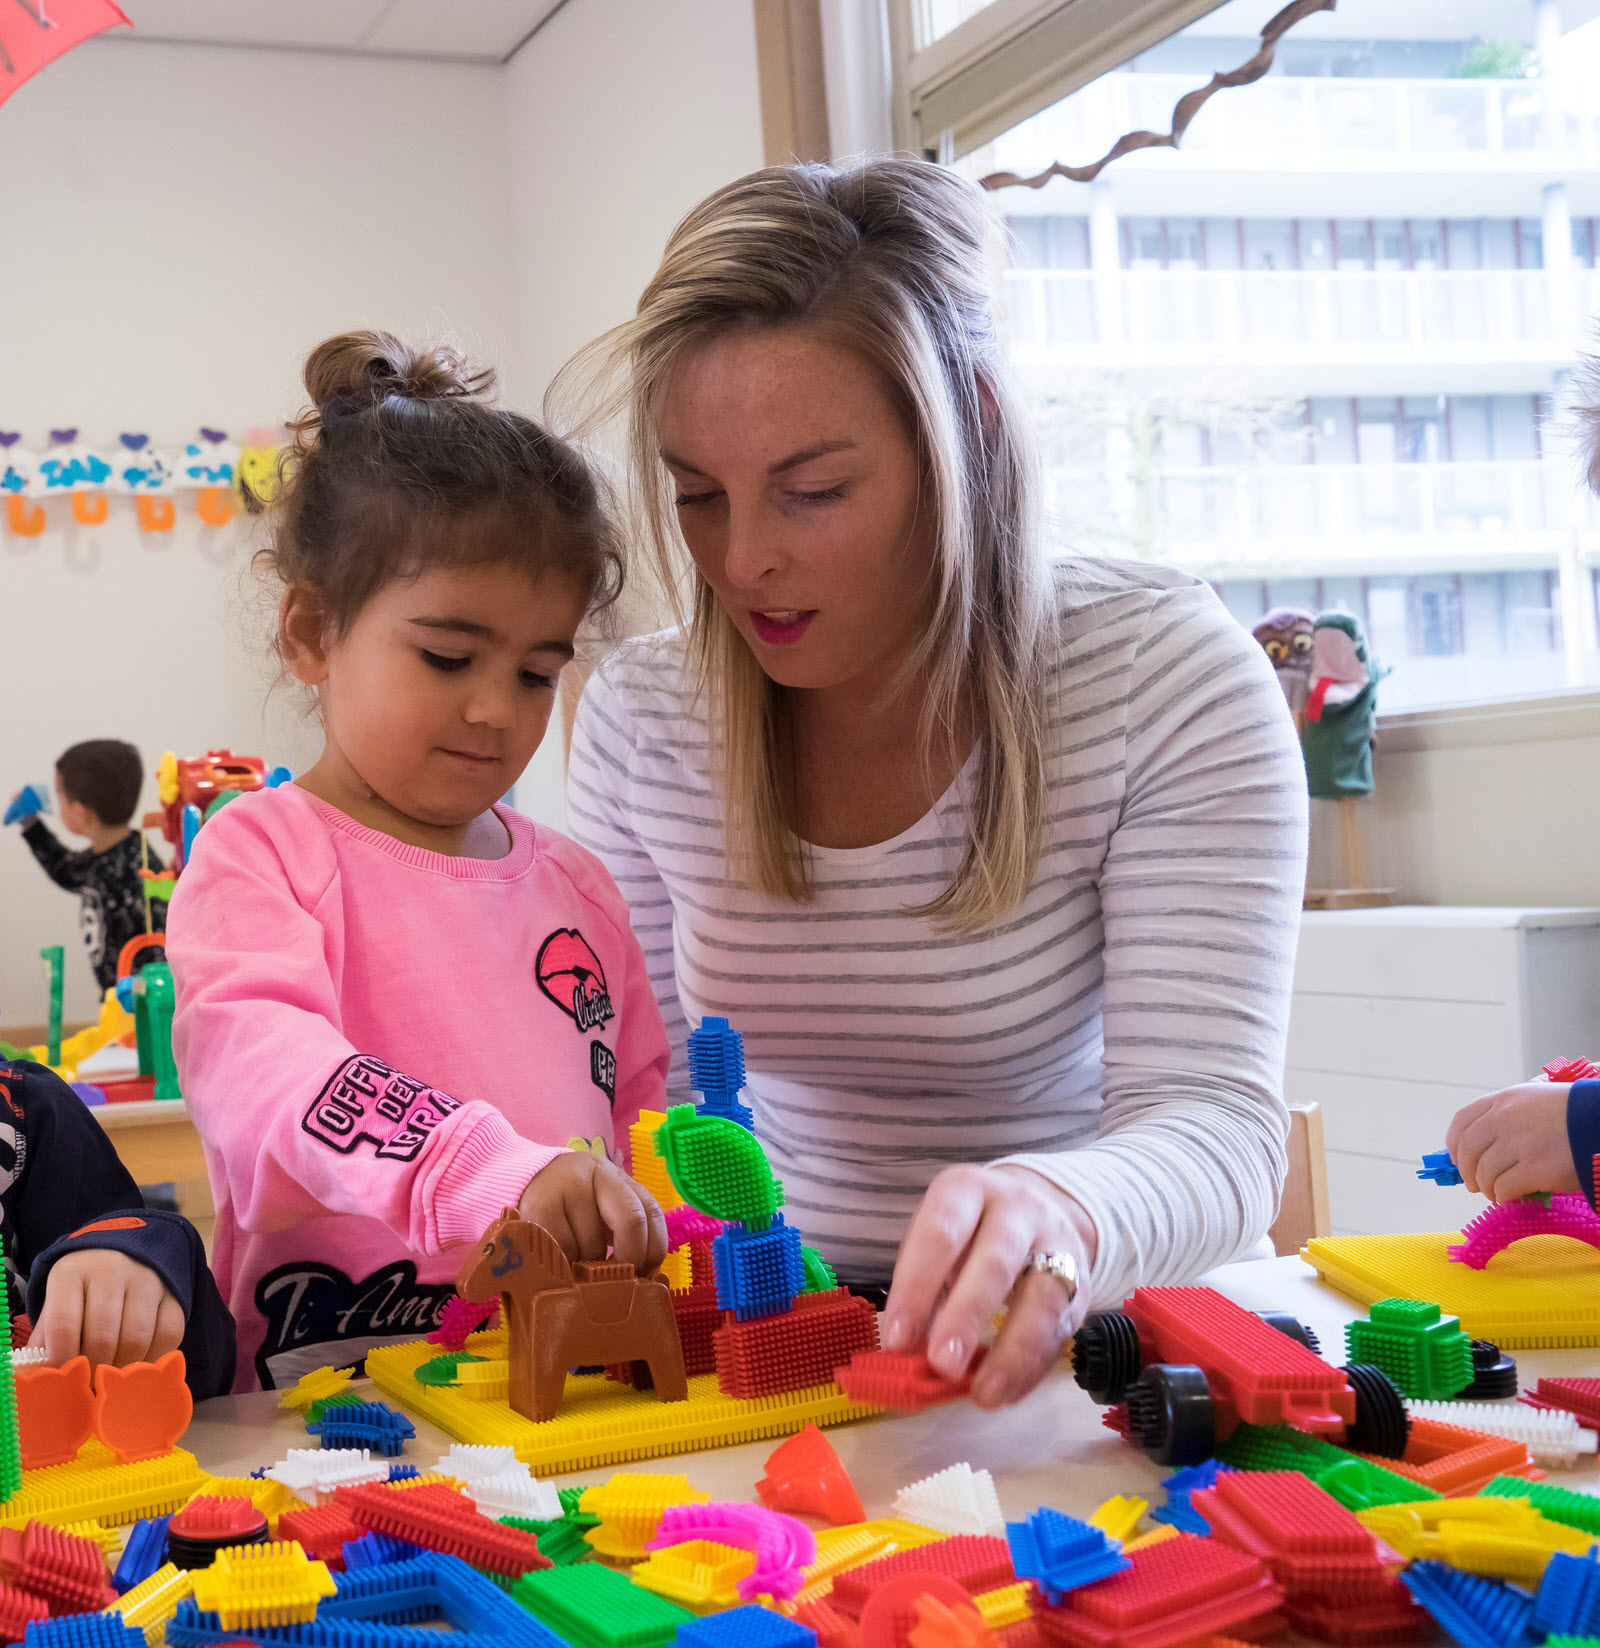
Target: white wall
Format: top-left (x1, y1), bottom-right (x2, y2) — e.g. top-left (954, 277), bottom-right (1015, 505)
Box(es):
top-left (1, 38), bottom-right (515, 1023)
top-left (1359, 694), bottom-right (1600, 909)
top-left (500, 0), bottom-right (766, 826)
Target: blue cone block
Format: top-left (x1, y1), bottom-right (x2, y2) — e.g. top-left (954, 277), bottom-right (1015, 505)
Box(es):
top-left (1006, 1508), bottom-right (1129, 1606)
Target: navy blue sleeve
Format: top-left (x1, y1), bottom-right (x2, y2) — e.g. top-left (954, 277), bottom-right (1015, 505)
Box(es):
top-left (1568, 1080), bottom-right (1600, 1207)
top-left (0, 1061), bottom-right (143, 1267)
top-left (26, 1210), bottom-right (235, 1399)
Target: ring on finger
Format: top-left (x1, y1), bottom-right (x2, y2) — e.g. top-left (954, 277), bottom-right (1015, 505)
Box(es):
top-left (1017, 1249), bottom-right (1078, 1304)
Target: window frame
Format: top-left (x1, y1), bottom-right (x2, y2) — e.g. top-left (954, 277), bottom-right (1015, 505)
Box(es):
top-left (890, 0), bottom-right (1231, 157)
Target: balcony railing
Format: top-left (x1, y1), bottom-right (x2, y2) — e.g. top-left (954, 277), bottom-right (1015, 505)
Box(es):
top-left (992, 72), bottom-right (1600, 170)
top-left (1044, 459), bottom-right (1599, 568)
top-left (1005, 268), bottom-right (1592, 361)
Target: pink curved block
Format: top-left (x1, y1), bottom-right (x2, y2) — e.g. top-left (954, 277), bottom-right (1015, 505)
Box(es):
top-left (664, 1206), bottom-right (725, 1249)
top-left (1448, 1193), bottom-right (1600, 1269)
top-left (427, 1295), bottom-right (500, 1350)
top-left (647, 1500), bottom-right (816, 1601)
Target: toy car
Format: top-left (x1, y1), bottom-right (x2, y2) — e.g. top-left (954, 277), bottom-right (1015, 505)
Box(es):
top-left (1072, 1286), bottom-right (1409, 1468)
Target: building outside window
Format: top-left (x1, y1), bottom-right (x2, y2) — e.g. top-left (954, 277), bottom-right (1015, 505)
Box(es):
top-left (958, 0), bottom-right (1600, 710)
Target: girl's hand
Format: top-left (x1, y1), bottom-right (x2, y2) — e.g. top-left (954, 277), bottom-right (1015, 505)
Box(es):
top-left (1446, 1082), bottom-right (1580, 1201)
top-left (882, 1163), bottom-right (1096, 1410)
top-left (33, 1249), bottom-right (186, 1371)
top-left (519, 1152), bottom-right (669, 1274)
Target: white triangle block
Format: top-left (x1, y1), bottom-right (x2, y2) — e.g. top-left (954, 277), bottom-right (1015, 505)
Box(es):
top-left (265, 1447), bottom-right (389, 1503)
top-left (437, 1444), bottom-right (521, 1482)
top-left (894, 1462), bottom-right (1005, 1537)
top-left (1407, 1399), bottom-right (1599, 1468)
top-left (468, 1470), bottom-right (563, 1521)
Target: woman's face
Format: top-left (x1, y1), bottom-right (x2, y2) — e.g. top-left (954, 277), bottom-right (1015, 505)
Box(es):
top-left (657, 325), bottom-right (934, 696)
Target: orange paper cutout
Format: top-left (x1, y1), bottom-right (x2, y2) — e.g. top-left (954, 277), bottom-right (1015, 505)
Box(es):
top-left (6, 497), bottom-right (44, 536)
top-left (135, 495), bottom-right (175, 532)
top-left (196, 486), bottom-right (234, 526)
top-left (70, 492), bottom-right (108, 524)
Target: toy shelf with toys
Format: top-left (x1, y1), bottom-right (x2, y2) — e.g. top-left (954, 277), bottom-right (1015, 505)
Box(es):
top-left (0, 1017), bottom-right (1595, 1648)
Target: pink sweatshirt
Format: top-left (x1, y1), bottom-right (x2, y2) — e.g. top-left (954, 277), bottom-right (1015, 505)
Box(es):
top-left (166, 784), bottom-right (668, 1392)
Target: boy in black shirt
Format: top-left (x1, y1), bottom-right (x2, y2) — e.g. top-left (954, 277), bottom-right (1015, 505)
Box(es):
top-left (8, 740), bottom-right (167, 993)
top-left (0, 1059), bottom-right (233, 1397)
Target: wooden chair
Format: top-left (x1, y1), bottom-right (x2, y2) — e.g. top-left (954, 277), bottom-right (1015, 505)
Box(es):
top-left (1269, 1100), bottom-right (1331, 1256)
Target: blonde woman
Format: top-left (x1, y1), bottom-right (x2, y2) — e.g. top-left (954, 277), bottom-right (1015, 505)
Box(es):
top-left (563, 159), bottom-right (1308, 1407)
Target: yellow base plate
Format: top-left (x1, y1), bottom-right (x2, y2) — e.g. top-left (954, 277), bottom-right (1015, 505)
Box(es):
top-left (366, 1331), bottom-right (881, 1473)
top-left (1303, 1230), bottom-right (1600, 1347)
top-left (0, 1440), bottom-right (206, 1528)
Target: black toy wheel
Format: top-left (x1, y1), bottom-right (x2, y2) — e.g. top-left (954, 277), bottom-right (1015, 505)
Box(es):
top-left (1072, 1311), bottom-right (1142, 1404)
top-left (1256, 1311), bottom-right (1322, 1356)
top-left (1343, 1363), bottom-right (1411, 1459)
top-left (1125, 1364), bottom-right (1216, 1466)
top-left (1456, 1340), bottom-right (1518, 1401)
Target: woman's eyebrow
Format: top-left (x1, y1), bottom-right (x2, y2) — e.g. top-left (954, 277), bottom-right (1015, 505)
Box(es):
top-left (659, 439), bottom-right (858, 477)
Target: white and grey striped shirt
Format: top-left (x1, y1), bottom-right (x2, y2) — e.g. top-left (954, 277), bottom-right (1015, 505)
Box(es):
top-left (567, 556), bottom-right (1309, 1306)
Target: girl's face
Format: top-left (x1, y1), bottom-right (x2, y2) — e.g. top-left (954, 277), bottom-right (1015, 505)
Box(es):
top-left (284, 561), bottom-right (588, 830)
top-left (657, 325), bottom-right (934, 698)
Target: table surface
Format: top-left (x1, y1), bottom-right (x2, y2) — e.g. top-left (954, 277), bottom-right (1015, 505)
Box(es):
top-left (185, 1254), bottom-right (1600, 1514)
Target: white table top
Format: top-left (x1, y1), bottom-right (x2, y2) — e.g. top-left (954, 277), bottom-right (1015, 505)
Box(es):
top-left (185, 1254), bottom-right (1600, 1512)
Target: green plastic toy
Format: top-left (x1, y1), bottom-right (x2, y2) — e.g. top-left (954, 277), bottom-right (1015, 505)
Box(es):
top-left (801, 1245), bottom-right (837, 1293)
top-left (132, 959), bottom-right (181, 1103)
top-left (1481, 1475), bottom-right (1600, 1536)
top-left (39, 945), bottom-right (63, 1070)
top-left (0, 1276), bottom-right (21, 1500)
top-left (414, 1352), bottom-right (487, 1387)
top-left (1217, 1422), bottom-right (1433, 1512)
top-left (513, 1555), bottom-right (694, 1648)
top-left (1344, 1297), bottom-right (1473, 1400)
top-left (653, 1104), bottom-right (781, 1229)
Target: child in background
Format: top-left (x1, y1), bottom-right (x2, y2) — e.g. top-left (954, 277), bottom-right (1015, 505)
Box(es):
top-left (167, 332), bottom-right (670, 1391)
top-left (0, 1058), bottom-right (234, 1397)
top-left (8, 741), bottom-right (167, 993)
top-left (1446, 1076), bottom-right (1600, 1206)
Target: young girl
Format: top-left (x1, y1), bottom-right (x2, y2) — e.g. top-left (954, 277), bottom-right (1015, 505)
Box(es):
top-left (167, 332), bottom-right (670, 1391)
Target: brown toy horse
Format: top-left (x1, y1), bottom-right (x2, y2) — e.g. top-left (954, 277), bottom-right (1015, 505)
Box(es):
top-left (458, 1209), bottom-right (689, 1423)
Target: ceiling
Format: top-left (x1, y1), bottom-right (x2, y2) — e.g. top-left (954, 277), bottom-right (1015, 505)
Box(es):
top-left (102, 0), bottom-right (567, 63)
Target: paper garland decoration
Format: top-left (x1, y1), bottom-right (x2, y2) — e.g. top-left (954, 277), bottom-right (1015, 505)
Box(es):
top-left (0, 427), bottom-right (283, 533)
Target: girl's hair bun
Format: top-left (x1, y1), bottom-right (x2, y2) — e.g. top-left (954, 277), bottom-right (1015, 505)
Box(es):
top-left (303, 330), bottom-right (493, 422)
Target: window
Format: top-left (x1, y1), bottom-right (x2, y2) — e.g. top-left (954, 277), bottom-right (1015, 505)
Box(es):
top-left (962, 0), bottom-right (1600, 709)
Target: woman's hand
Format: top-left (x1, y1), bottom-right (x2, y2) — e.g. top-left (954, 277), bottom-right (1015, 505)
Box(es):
top-left (518, 1152), bottom-right (669, 1274)
top-left (882, 1163), bottom-right (1096, 1409)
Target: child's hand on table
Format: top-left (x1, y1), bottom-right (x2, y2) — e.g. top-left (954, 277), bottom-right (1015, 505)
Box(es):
top-left (519, 1151), bottom-right (669, 1274)
top-left (1446, 1081), bottom-right (1579, 1201)
top-left (33, 1249), bottom-right (185, 1370)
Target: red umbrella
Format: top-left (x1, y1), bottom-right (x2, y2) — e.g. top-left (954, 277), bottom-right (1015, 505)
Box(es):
top-left (0, 0), bottom-right (130, 110)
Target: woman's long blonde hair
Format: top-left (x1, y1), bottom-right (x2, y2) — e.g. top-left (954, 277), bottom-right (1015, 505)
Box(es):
top-left (556, 159), bottom-right (1054, 931)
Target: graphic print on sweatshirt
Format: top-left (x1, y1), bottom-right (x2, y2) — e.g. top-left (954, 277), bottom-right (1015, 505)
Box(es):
top-left (254, 1257), bottom-right (455, 1389)
top-left (300, 1056), bottom-right (461, 1161)
top-left (535, 928), bottom-right (614, 1033)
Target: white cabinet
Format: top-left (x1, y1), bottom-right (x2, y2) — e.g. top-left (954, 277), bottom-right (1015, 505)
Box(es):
top-left (1286, 907), bottom-right (1600, 1236)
